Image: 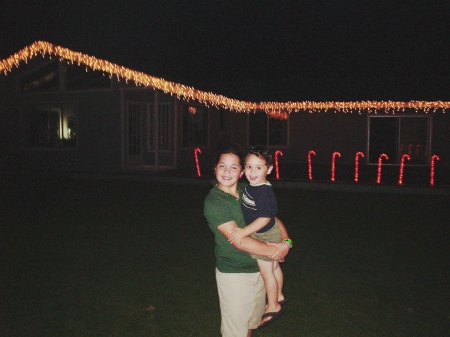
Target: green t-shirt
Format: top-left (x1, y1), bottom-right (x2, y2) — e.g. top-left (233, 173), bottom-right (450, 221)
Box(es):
top-left (204, 183), bottom-right (259, 273)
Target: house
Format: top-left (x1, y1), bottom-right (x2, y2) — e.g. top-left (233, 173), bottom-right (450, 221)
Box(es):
top-left (1, 42), bottom-right (449, 186)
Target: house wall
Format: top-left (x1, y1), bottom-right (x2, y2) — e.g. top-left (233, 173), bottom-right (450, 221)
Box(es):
top-left (0, 57), bottom-right (448, 186)
top-left (430, 113), bottom-right (450, 186)
top-left (19, 89), bottom-right (123, 172)
top-left (0, 74), bottom-right (22, 170)
top-left (0, 60), bottom-right (126, 173)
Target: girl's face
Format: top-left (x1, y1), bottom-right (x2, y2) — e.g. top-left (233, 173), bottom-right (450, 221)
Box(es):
top-left (244, 154), bottom-right (273, 185)
top-left (215, 153), bottom-right (243, 189)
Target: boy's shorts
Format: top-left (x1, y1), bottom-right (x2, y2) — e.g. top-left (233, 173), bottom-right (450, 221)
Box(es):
top-left (250, 220), bottom-right (281, 261)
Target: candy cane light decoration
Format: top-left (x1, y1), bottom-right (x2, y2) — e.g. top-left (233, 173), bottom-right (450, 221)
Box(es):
top-left (274, 150), bottom-right (283, 180)
top-left (194, 147), bottom-right (202, 177)
top-left (308, 150), bottom-right (316, 180)
top-left (398, 154), bottom-right (410, 185)
top-left (376, 154), bottom-right (389, 184)
top-left (430, 155), bottom-right (440, 186)
top-left (331, 152), bottom-right (341, 182)
top-left (354, 152), bottom-right (365, 182)
top-left (416, 144), bottom-right (421, 158)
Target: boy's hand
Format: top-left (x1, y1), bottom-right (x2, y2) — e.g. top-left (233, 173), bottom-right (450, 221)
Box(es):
top-left (228, 227), bottom-right (246, 245)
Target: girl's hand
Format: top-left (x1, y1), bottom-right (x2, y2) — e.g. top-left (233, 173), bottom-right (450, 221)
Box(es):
top-left (267, 241), bottom-right (289, 261)
top-left (228, 228), bottom-right (246, 246)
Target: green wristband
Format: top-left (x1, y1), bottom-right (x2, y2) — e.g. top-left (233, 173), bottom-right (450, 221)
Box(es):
top-left (282, 238), bottom-right (293, 248)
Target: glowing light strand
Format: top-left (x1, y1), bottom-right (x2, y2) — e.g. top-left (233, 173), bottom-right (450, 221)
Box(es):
top-left (354, 152), bottom-right (365, 182)
top-left (331, 152), bottom-right (341, 182)
top-left (430, 155), bottom-right (440, 186)
top-left (1, 41), bottom-right (450, 115)
top-left (308, 150), bottom-right (316, 180)
top-left (377, 154), bottom-right (389, 184)
top-left (194, 148), bottom-right (202, 177)
top-left (398, 154), bottom-right (410, 185)
top-left (274, 150), bottom-right (283, 180)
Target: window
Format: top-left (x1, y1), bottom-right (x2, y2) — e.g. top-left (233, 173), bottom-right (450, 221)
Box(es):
top-left (219, 109), bottom-right (229, 132)
top-left (148, 103), bottom-right (171, 151)
top-left (20, 59), bottom-right (112, 92)
top-left (182, 105), bottom-right (208, 147)
top-left (368, 116), bottom-right (430, 165)
top-left (22, 102), bottom-right (77, 148)
top-left (248, 111), bottom-right (288, 147)
top-left (66, 63), bottom-right (111, 90)
top-left (20, 60), bottom-right (59, 92)
top-left (128, 103), bottom-right (141, 155)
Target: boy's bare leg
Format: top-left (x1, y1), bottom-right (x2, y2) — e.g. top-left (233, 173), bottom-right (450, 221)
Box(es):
top-left (273, 261), bottom-right (285, 303)
top-left (257, 259), bottom-right (282, 315)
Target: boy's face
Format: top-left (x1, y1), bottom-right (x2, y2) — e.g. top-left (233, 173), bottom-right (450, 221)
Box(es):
top-left (244, 154), bottom-right (273, 185)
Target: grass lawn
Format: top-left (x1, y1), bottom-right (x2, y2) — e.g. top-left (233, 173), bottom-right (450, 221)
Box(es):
top-left (1, 173), bottom-right (449, 336)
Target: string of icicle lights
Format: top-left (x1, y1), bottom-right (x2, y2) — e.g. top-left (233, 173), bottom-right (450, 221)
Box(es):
top-left (1, 41), bottom-right (450, 119)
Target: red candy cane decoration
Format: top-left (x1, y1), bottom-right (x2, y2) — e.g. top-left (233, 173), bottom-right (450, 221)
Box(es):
top-left (430, 155), bottom-right (440, 186)
top-left (274, 150), bottom-right (283, 180)
top-left (398, 154), bottom-right (410, 185)
top-left (376, 154), bottom-right (389, 184)
top-left (308, 150), bottom-right (316, 181)
top-left (331, 152), bottom-right (341, 182)
top-left (194, 147), bottom-right (202, 177)
top-left (354, 152), bottom-right (365, 182)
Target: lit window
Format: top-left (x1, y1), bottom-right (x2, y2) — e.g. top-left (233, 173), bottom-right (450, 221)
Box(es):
top-left (22, 103), bottom-right (77, 148)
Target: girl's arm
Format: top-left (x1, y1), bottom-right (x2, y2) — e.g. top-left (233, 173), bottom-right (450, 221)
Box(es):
top-left (218, 220), bottom-right (289, 261)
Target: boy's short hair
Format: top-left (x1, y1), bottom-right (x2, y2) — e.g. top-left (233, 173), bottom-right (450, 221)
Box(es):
top-left (246, 146), bottom-right (273, 166)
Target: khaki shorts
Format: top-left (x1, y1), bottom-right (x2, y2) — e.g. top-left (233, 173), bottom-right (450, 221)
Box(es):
top-left (215, 268), bottom-right (266, 337)
top-left (250, 220), bottom-right (281, 261)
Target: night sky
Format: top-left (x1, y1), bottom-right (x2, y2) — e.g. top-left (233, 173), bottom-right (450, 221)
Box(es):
top-left (1, 1), bottom-right (450, 101)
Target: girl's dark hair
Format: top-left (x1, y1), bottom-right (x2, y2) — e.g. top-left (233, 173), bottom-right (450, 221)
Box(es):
top-left (246, 146), bottom-right (273, 166)
top-left (213, 143), bottom-right (245, 168)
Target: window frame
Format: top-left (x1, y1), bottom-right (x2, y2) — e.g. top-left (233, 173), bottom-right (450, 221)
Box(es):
top-left (367, 115), bottom-right (432, 166)
top-left (247, 111), bottom-right (289, 148)
top-left (147, 102), bottom-right (172, 152)
top-left (181, 104), bottom-right (209, 148)
top-left (21, 101), bottom-right (78, 150)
